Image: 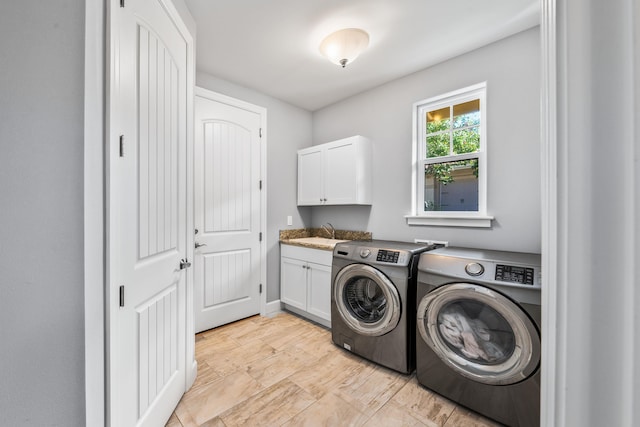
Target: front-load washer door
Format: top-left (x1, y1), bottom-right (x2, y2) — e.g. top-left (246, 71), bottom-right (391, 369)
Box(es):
top-left (334, 264), bottom-right (401, 336)
top-left (417, 283), bottom-right (540, 385)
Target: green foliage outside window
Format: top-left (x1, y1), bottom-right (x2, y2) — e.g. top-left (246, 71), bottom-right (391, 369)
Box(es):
top-left (425, 159), bottom-right (478, 185)
top-left (426, 110), bottom-right (480, 184)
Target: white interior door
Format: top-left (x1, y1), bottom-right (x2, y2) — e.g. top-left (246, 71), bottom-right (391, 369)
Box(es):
top-left (194, 89), bottom-right (264, 333)
top-left (108, 0), bottom-right (190, 425)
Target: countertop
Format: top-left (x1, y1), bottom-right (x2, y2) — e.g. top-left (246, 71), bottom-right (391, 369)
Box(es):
top-left (279, 228), bottom-right (372, 251)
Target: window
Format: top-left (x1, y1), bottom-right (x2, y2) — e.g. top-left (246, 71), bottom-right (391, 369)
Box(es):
top-left (407, 83), bottom-right (493, 227)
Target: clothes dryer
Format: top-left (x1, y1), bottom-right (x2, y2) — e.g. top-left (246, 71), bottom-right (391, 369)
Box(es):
top-left (416, 247), bottom-right (541, 427)
top-left (331, 240), bottom-right (437, 374)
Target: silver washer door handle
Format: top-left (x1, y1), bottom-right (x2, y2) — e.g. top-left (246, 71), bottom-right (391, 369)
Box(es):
top-left (195, 242), bottom-right (207, 249)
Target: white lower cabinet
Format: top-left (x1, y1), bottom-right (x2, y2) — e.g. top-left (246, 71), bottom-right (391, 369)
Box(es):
top-left (280, 244), bottom-right (332, 328)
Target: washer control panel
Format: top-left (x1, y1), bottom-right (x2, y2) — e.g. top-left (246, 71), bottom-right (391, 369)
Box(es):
top-left (349, 247), bottom-right (409, 265)
top-left (376, 249), bottom-right (402, 263)
top-left (334, 241), bottom-right (431, 267)
top-left (495, 264), bottom-right (535, 286)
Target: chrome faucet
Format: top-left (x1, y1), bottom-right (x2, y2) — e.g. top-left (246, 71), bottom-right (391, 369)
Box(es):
top-left (321, 223), bottom-right (335, 239)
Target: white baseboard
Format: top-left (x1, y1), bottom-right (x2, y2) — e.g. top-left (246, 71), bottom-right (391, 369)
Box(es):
top-left (281, 304), bottom-right (331, 329)
top-left (264, 299), bottom-right (283, 317)
top-left (187, 360), bottom-right (197, 390)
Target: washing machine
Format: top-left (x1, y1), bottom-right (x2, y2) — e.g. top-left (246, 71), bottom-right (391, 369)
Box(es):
top-left (416, 247), bottom-right (541, 427)
top-left (331, 240), bottom-right (437, 374)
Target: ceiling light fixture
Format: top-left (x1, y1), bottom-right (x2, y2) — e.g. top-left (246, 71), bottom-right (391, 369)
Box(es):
top-left (319, 28), bottom-right (369, 68)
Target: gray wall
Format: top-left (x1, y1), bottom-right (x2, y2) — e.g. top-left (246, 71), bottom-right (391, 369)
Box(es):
top-left (173, 0), bottom-right (197, 37)
top-left (311, 27), bottom-right (541, 254)
top-left (198, 28), bottom-right (541, 303)
top-left (196, 72), bottom-right (313, 302)
top-left (0, 1), bottom-right (86, 426)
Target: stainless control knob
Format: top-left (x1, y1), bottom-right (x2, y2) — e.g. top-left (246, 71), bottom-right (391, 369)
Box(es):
top-left (360, 249), bottom-right (371, 258)
top-left (465, 262), bottom-right (484, 276)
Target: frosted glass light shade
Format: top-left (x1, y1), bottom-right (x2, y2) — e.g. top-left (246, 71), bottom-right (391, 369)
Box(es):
top-left (319, 28), bottom-right (369, 68)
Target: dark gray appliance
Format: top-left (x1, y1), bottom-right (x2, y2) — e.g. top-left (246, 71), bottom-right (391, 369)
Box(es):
top-left (416, 247), bottom-right (541, 427)
top-left (331, 240), bottom-right (436, 374)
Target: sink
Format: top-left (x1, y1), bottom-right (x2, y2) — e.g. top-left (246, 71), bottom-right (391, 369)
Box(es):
top-left (286, 237), bottom-right (349, 249)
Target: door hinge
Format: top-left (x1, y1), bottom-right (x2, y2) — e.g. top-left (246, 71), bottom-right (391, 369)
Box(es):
top-left (119, 285), bottom-right (125, 307)
top-left (119, 135), bottom-right (124, 157)
top-left (259, 232), bottom-right (263, 242)
top-left (259, 180), bottom-right (262, 190)
top-left (259, 283), bottom-right (263, 294)
top-left (259, 128), bottom-right (262, 138)
top-left (120, 0), bottom-right (125, 7)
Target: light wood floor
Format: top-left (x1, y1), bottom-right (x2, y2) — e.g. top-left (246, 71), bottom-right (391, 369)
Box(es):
top-left (167, 312), bottom-right (502, 427)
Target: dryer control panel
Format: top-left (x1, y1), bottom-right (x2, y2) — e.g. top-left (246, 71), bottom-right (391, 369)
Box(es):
top-left (417, 246), bottom-right (542, 290)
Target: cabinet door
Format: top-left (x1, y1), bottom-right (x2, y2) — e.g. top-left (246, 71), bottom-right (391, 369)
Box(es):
top-left (324, 142), bottom-right (357, 204)
top-left (297, 148), bottom-right (324, 205)
top-left (306, 262), bottom-right (332, 322)
top-left (280, 256), bottom-right (307, 310)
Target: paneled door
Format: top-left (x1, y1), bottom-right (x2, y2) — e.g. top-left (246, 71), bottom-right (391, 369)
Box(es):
top-left (194, 88), bottom-right (265, 333)
top-left (108, 0), bottom-right (192, 425)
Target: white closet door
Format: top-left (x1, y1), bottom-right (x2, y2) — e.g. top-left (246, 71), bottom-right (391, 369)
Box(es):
top-left (109, 0), bottom-right (189, 425)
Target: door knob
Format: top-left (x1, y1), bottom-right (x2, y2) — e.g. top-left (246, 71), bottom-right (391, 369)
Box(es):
top-left (179, 258), bottom-right (191, 270)
top-left (195, 242), bottom-right (207, 249)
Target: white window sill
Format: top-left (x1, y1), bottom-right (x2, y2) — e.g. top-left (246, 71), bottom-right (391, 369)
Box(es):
top-left (405, 214), bottom-right (494, 228)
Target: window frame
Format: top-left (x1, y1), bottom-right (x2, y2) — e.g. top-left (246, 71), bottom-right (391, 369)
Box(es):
top-left (407, 82), bottom-right (493, 227)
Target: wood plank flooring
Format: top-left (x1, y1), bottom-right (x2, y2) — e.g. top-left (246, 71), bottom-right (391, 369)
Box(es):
top-left (167, 312), bottom-right (502, 427)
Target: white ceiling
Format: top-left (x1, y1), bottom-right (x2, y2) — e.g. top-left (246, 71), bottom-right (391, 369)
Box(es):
top-left (185, 0), bottom-right (540, 111)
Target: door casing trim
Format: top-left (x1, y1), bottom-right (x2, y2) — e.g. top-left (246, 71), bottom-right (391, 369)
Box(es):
top-left (84, 0), bottom-right (105, 425)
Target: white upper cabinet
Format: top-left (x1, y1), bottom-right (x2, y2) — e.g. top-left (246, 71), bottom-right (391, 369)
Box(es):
top-left (297, 147), bottom-right (324, 205)
top-left (297, 135), bottom-right (372, 206)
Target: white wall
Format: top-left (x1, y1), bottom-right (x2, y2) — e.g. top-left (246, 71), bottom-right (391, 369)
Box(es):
top-left (311, 27), bottom-right (541, 253)
top-left (196, 72), bottom-right (313, 302)
top-left (0, 1), bottom-right (86, 425)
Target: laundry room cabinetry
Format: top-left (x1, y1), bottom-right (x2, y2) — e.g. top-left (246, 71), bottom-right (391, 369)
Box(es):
top-left (297, 135), bottom-right (372, 206)
top-left (280, 244), bottom-right (332, 328)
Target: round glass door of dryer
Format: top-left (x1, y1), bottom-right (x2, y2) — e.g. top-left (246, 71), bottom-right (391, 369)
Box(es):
top-left (417, 283), bottom-right (540, 385)
top-left (334, 264), bottom-right (401, 336)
